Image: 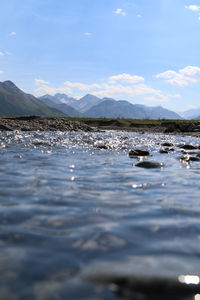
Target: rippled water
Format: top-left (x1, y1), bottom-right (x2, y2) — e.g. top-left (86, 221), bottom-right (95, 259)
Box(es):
top-left (1, 130), bottom-right (200, 299)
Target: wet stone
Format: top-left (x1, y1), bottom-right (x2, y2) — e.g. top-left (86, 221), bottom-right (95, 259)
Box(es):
top-left (129, 149), bottom-right (150, 157)
top-left (96, 144), bottom-right (109, 150)
top-left (135, 161), bottom-right (164, 169)
top-left (159, 149), bottom-right (168, 154)
top-left (179, 144), bottom-right (198, 150)
top-left (165, 147), bottom-right (174, 152)
top-left (161, 142), bottom-right (174, 147)
top-left (179, 156), bottom-right (200, 162)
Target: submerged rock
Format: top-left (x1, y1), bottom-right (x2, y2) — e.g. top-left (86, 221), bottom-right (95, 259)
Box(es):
top-left (135, 161), bottom-right (164, 169)
top-left (129, 149), bottom-right (150, 157)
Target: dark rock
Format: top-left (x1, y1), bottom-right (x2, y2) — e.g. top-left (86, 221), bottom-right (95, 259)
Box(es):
top-left (181, 150), bottom-right (200, 155)
top-left (164, 124), bottom-right (176, 133)
top-left (96, 144), bottom-right (109, 149)
top-left (179, 156), bottom-right (200, 162)
top-left (180, 144), bottom-right (198, 150)
top-left (0, 124), bottom-right (13, 131)
top-left (193, 125), bottom-right (200, 132)
top-left (189, 156), bottom-right (200, 161)
top-left (161, 142), bottom-right (173, 147)
top-left (135, 161), bottom-right (164, 169)
top-left (165, 147), bottom-right (174, 152)
top-left (159, 149), bottom-right (168, 154)
top-left (129, 149), bottom-right (150, 157)
top-left (178, 123), bottom-right (195, 132)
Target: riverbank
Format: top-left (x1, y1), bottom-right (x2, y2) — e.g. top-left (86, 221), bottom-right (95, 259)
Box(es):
top-left (79, 118), bottom-right (200, 136)
top-left (0, 116), bottom-right (95, 132)
top-left (0, 116), bottom-right (200, 135)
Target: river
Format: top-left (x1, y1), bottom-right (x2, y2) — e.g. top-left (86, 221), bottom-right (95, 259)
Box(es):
top-left (1, 130), bottom-right (200, 299)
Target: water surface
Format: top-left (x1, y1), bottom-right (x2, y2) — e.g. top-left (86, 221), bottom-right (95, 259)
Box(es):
top-left (1, 130), bottom-right (200, 299)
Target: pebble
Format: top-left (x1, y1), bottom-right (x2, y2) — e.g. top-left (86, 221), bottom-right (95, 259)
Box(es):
top-left (135, 161), bottom-right (164, 169)
top-left (129, 149), bottom-right (150, 157)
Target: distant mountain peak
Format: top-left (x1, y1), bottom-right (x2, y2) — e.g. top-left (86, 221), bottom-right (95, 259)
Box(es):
top-left (0, 80), bottom-right (24, 95)
top-left (55, 93), bottom-right (69, 98)
top-left (102, 97), bottom-right (115, 101)
top-left (2, 80), bottom-right (18, 89)
top-left (80, 94), bottom-right (100, 100)
top-left (3, 80), bottom-right (16, 85)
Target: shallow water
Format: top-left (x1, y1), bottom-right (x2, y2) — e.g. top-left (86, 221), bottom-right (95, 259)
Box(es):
top-left (1, 130), bottom-right (200, 299)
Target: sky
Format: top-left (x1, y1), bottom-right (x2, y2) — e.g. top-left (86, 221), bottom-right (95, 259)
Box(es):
top-left (0, 0), bottom-right (200, 112)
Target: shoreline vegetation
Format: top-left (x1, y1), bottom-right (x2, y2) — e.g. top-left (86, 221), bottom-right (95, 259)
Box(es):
top-left (0, 115), bottom-right (200, 135)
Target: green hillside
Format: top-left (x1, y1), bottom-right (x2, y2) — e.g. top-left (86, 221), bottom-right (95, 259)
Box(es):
top-left (0, 81), bottom-right (64, 116)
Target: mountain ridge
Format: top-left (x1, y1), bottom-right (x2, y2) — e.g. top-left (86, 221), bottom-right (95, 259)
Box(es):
top-left (0, 80), bottom-right (184, 119)
top-left (0, 81), bottom-right (66, 116)
top-left (41, 93), bottom-right (182, 119)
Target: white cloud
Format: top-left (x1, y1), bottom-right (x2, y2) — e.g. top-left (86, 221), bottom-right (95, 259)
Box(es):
top-left (35, 85), bottom-right (72, 96)
top-left (34, 78), bottom-right (73, 96)
top-left (145, 93), bottom-right (181, 103)
top-left (0, 70), bottom-right (3, 74)
top-left (0, 51), bottom-right (11, 56)
top-left (64, 81), bottom-right (101, 91)
top-left (83, 32), bottom-right (92, 36)
top-left (136, 14), bottom-right (142, 18)
top-left (34, 73), bottom-right (178, 104)
top-left (92, 83), bottom-right (168, 101)
top-left (10, 32), bottom-right (16, 36)
top-left (35, 78), bottom-right (49, 85)
top-left (185, 5), bottom-right (200, 20)
top-left (185, 5), bottom-right (200, 12)
top-left (113, 8), bottom-right (126, 16)
top-left (109, 73), bottom-right (144, 84)
top-left (156, 66), bottom-right (200, 86)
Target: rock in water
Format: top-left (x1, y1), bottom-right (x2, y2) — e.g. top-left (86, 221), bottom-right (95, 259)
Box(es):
top-left (135, 161), bottom-right (164, 169)
top-left (161, 142), bottom-right (174, 147)
top-left (180, 144), bottom-right (198, 150)
top-left (129, 149), bottom-right (150, 157)
top-left (179, 156), bottom-right (200, 162)
top-left (96, 144), bottom-right (109, 149)
top-left (159, 149), bottom-right (168, 154)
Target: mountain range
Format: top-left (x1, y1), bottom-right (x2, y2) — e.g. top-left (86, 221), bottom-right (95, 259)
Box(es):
top-left (0, 80), bottom-right (189, 119)
top-left (38, 92), bottom-right (182, 119)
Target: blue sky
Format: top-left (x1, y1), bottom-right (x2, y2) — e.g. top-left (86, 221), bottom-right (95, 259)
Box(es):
top-left (0, 0), bottom-right (200, 112)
